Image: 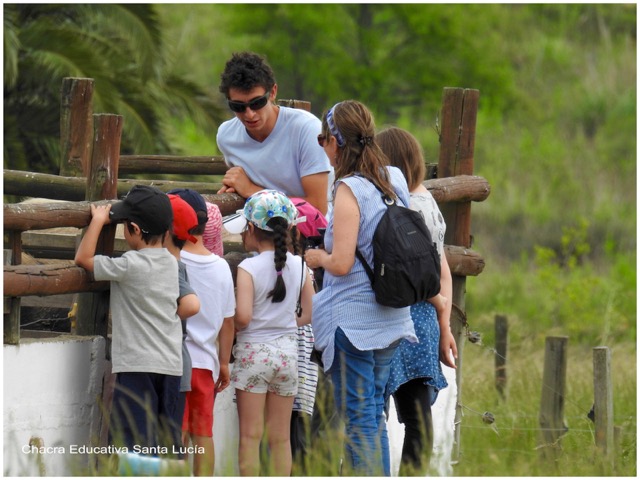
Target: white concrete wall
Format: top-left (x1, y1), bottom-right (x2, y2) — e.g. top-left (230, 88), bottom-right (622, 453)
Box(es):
top-left (3, 335), bottom-right (107, 476)
top-left (2, 334), bottom-right (456, 477)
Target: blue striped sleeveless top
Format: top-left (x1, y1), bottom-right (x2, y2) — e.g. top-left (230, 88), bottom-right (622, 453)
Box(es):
top-left (311, 166), bottom-right (418, 372)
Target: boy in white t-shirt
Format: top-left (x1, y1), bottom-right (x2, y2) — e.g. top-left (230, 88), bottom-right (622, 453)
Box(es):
top-left (167, 188), bottom-right (236, 477)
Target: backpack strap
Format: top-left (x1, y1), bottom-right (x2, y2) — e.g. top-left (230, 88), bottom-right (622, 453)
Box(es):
top-left (354, 176), bottom-right (394, 284)
top-left (355, 247), bottom-right (375, 284)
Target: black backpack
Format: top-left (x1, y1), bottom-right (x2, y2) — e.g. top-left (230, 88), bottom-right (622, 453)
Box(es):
top-left (355, 184), bottom-right (441, 308)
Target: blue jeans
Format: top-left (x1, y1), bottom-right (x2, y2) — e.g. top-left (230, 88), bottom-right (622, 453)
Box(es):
top-left (329, 328), bottom-right (398, 476)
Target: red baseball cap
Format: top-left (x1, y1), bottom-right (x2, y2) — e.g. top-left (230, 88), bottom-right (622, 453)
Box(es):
top-left (168, 194), bottom-right (198, 243)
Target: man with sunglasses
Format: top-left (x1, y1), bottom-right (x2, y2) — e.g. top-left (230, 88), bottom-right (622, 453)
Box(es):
top-left (216, 52), bottom-right (331, 215)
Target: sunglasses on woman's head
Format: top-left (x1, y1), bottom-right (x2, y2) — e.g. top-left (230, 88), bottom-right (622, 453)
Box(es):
top-left (227, 91), bottom-right (271, 113)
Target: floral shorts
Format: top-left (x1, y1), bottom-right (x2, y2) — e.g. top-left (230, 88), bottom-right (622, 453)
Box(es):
top-left (231, 334), bottom-right (298, 396)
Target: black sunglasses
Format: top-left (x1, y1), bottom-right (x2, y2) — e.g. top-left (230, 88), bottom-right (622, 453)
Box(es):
top-left (227, 91), bottom-right (271, 113)
top-left (317, 134), bottom-right (327, 147)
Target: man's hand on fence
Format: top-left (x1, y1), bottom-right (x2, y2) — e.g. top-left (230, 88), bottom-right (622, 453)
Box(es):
top-left (218, 166), bottom-right (261, 198)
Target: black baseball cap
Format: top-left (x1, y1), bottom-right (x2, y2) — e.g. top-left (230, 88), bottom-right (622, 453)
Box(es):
top-left (109, 185), bottom-right (173, 235)
top-left (167, 188), bottom-right (209, 226)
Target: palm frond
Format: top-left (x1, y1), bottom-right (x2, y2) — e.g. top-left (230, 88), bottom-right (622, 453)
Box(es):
top-left (152, 75), bottom-right (226, 132)
top-left (3, 7), bottom-right (21, 88)
top-left (85, 4), bottom-right (162, 82)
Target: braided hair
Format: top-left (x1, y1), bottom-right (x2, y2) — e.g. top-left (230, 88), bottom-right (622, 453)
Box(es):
top-left (266, 216), bottom-right (291, 303)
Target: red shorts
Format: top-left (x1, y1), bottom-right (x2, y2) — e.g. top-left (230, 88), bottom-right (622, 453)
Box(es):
top-left (182, 368), bottom-right (216, 437)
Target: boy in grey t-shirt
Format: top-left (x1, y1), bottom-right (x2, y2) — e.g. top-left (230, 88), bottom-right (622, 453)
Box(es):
top-left (75, 185), bottom-right (183, 451)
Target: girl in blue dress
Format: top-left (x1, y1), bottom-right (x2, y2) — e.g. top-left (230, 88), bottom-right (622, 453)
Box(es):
top-left (378, 126), bottom-right (458, 475)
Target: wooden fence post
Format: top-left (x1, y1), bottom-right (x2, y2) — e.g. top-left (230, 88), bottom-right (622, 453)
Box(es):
top-left (538, 336), bottom-right (568, 464)
top-left (277, 99), bottom-right (311, 112)
top-left (75, 114), bottom-right (123, 338)
top-left (593, 346), bottom-right (614, 471)
top-left (3, 237), bottom-right (21, 344)
top-left (60, 78), bottom-right (94, 177)
top-left (495, 314), bottom-right (508, 400)
top-left (437, 87), bottom-right (480, 463)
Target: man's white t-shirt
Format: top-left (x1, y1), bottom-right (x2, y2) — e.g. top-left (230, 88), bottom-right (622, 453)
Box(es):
top-left (180, 250), bottom-right (236, 380)
top-left (216, 106), bottom-right (332, 198)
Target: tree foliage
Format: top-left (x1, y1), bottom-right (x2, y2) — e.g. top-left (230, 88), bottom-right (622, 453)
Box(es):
top-left (217, 4), bottom-right (518, 122)
top-left (3, 4), bottom-right (225, 174)
top-left (5, 4), bottom-right (636, 261)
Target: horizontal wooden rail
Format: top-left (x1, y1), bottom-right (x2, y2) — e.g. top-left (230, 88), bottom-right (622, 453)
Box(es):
top-left (4, 168), bottom-right (489, 205)
top-left (119, 155), bottom-right (228, 175)
top-left (423, 175), bottom-right (490, 203)
top-left (3, 169), bottom-right (223, 201)
top-left (445, 245), bottom-right (485, 276)
top-left (4, 194), bottom-right (246, 231)
top-left (5, 252), bottom-right (249, 297)
top-left (4, 263), bottom-right (108, 296)
top-left (4, 246), bottom-right (481, 298)
top-left (4, 176), bottom-right (488, 231)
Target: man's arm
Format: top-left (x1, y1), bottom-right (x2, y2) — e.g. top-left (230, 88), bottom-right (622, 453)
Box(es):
top-left (74, 204), bottom-right (111, 272)
top-left (218, 167), bottom-right (329, 216)
top-left (300, 172), bottom-right (329, 216)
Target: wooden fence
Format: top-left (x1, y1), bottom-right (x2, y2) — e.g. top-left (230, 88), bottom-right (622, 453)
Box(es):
top-left (3, 77), bottom-right (490, 459)
top-left (491, 315), bottom-right (617, 470)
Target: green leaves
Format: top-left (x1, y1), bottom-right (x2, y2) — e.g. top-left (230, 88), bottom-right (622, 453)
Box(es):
top-left (4, 4), bottom-right (223, 174)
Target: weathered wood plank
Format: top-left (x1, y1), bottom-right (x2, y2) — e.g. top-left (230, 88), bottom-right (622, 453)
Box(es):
top-left (593, 346), bottom-right (614, 470)
top-left (538, 336), bottom-right (569, 464)
top-left (437, 87), bottom-right (481, 464)
top-left (4, 176), bottom-right (487, 231)
top-left (119, 155), bottom-right (228, 175)
top-left (424, 175), bottom-right (490, 203)
top-left (75, 114), bottom-right (121, 337)
top-left (3, 169), bottom-right (225, 201)
top-left (4, 264), bottom-right (108, 296)
top-left (445, 245), bottom-right (485, 276)
top-left (4, 246), bottom-right (482, 298)
top-left (3, 234), bottom-right (21, 344)
top-left (60, 78), bottom-right (94, 177)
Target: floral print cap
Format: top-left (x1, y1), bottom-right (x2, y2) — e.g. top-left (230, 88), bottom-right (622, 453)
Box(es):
top-left (243, 189), bottom-right (298, 232)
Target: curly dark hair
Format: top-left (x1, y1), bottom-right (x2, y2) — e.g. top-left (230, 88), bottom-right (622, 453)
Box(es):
top-left (219, 52), bottom-right (276, 96)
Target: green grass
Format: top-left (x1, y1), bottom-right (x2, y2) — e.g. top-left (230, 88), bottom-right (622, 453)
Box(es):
top-left (453, 339), bottom-right (636, 476)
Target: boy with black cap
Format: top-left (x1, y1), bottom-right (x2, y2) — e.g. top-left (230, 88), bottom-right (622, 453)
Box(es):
top-left (74, 185), bottom-right (183, 452)
top-left (167, 188), bottom-right (236, 476)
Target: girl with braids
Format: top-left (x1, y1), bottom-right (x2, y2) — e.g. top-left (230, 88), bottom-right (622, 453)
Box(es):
top-left (304, 100), bottom-right (418, 476)
top-left (224, 189), bottom-right (315, 476)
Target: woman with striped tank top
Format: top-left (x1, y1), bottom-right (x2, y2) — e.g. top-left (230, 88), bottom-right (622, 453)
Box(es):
top-left (304, 100), bottom-right (417, 476)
